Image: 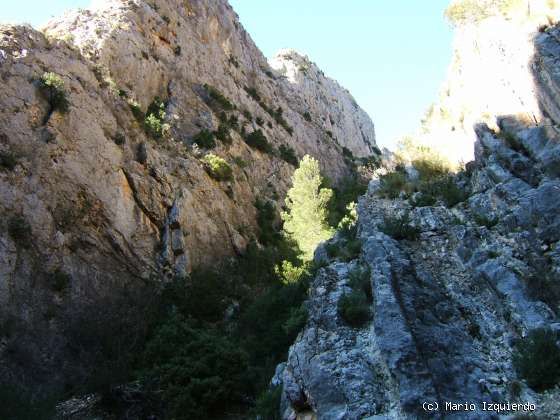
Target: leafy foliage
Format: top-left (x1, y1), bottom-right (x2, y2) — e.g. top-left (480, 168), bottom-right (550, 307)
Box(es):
top-left (202, 154), bottom-right (233, 182)
top-left (379, 212), bottom-right (420, 241)
top-left (193, 129), bottom-right (216, 149)
top-left (282, 155), bottom-right (334, 260)
top-left (513, 328), bottom-right (560, 391)
top-left (255, 198), bottom-right (281, 246)
top-left (338, 291), bottom-right (370, 328)
top-left (39, 72), bottom-right (69, 114)
top-left (140, 314), bottom-right (249, 419)
top-left (245, 130), bottom-right (273, 154)
top-left (279, 144), bottom-right (298, 166)
top-left (252, 386), bottom-right (282, 420)
top-left (0, 151), bottom-right (17, 171)
top-left (204, 84), bottom-right (234, 111)
top-left (144, 98), bottom-right (170, 139)
top-left (8, 216), bottom-right (32, 249)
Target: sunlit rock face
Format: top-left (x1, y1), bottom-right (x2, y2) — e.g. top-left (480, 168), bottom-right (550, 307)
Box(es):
top-left (0, 0), bottom-right (376, 395)
top-left (414, 1), bottom-right (560, 164)
top-left (270, 48), bottom-right (377, 158)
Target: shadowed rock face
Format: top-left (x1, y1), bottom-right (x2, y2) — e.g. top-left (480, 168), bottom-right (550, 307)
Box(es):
top-left (0, 0), bottom-right (376, 395)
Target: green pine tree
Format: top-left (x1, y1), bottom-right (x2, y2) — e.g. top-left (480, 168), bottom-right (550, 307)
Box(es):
top-left (282, 155), bottom-right (334, 260)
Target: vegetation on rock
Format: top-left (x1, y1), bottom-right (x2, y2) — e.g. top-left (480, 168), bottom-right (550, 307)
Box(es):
top-left (201, 154), bottom-right (233, 181)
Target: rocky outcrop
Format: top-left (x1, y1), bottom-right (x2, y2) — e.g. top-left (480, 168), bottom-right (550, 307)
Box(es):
top-left (269, 49), bottom-right (377, 158)
top-left (0, 0), bottom-right (375, 395)
top-left (412, 1), bottom-right (560, 163)
top-left (279, 115), bottom-right (560, 419)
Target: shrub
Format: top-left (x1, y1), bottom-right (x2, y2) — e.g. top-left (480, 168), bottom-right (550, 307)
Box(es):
top-left (444, 0), bottom-right (492, 26)
top-left (338, 291), bottom-right (370, 327)
top-left (245, 130), bottom-right (273, 154)
top-left (128, 100), bottom-right (144, 122)
top-left (418, 176), bottom-right (468, 207)
top-left (282, 305), bottom-right (308, 337)
top-left (412, 192), bottom-right (437, 207)
top-left (255, 198), bottom-right (281, 246)
top-left (379, 213), bottom-right (420, 241)
top-left (473, 213), bottom-right (498, 228)
top-left (0, 384), bottom-right (56, 420)
top-left (202, 154), bottom-right (233, 182)
top-left (204, 84), bottom-right (234, 110)
top-left (233, 156), bottom-right (248, 168)
top-left (193, 129), bottom-right (216, 149)
top-left (252, 386), bottom-right (282, 420)
top-left (47, 270), bottom-right (71, 293)
top-left (39, 72), bottom-right (69, 114)
top-left (140, 314), bottom-right (249, 419)
top-left (214, 124), bottom-right (232, 145)
top-left (0, 151), bottom-right (17, 170)
top-left (302, 111), bottom-right (312, 122)
top-left (8, 216), bottom-right (32, 249)
top-left (342, 147), bottom-right (354, 160)
top-left (256, 117), bottom-right (264, 126)
top-left (144, 97), bottom-right (170, 139)
top-left (498, 131), bottom-right (529, 156)
top-left (513, 328), bottom-right (560, 391)
top-left (243, 109), bottom-right (252, 121)
top-left (279, 144), bottom-right (298, 166)
top-left (244, 86), bottom-right (261, 102)
top-left (348, 265), bottom-right (372, 303)
top-left (113, 133), bottom-right (125, 145)
top-left (378, 171), bottom-right (410, 199)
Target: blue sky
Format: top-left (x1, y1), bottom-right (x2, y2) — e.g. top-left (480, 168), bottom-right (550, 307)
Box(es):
top-left (2, 1), bottom-right (454, 149)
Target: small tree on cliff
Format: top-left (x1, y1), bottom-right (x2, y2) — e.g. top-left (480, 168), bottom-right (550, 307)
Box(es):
top-left (282, 155), bottom-right (334, 260)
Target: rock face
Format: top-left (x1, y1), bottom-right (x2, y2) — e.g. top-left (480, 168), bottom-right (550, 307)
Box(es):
top-left (269, 49), bottom-right (377, 158)
top-left (279, 122), bottom-right (560, 419)
top-left (0, 0), bottom-right (375, 395)
top-left (413, 1), bottom-right (560, 163)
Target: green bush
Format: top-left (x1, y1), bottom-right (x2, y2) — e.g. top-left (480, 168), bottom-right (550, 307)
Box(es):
top-left (412, 192), bottom-right (437, 207)
top-left (513, 328), bottom-right (560, 391)
top-left (0, 384), bottom-right (56, 420)
top-left (378, 170), bottom-right (410, 199)
top-left (128, 100), bottom-right (144, 122)
top-left (193, 129), bottom-right (216, 149)
top-left (233, 156), bottom-right (248, 168)
top-left (204, 84), bottom-right (234, 110)
top-left (418, 176), bottom-right (468, 208)
top-left (282, 305), bottom-right (308, 337)
top-left (473, 213), bottom-right (498, 228)
top-left (348, 265), bottom-right (372, 303)
top-left (39, 72), bottom-right (69, 114)
top-left (214, 124), bottom-right (232, 145)
top-left (8, 216), bottom-right (32, 249)
top-left (338, 291), bottom-right (370, 328)
top-left (244, 86), bottom-right (261, 102)
top-left (202, 154), bottom-right (233, 182)
top-left (140, 314), bottom-right (249, 419)
top-left (379, 212), bottom-right (420, 241)
top-left (279, 144), bottom-right (298, 166)
top-left (302, 111), bottom-right (312, 122)
top-left (342, 147), bottom-right (354, 160)
top-left (0, 151), bottom-right (17, 171)
top-left (256, 116), bottom-right (264, 126)
top-left (252, 386), bottom-right (282, 420)
top-left (245, 130), bottom-right (273, 154)
top-left (255, 199), bottom-right (281, 246)
top-left (144, 97), bottom-right (170, 139)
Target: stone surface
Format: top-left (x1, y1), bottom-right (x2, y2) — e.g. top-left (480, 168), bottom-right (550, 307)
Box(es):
top-left (278, 108), bottom-right (560, 420)
top-left (0, 0), bottom-right (376, 396)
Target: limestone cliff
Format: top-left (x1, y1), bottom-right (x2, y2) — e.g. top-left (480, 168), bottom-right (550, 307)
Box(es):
top-left (413, 0), bottom-right (560, 163)
top-left (0, 0), bottom-right (375, 395)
